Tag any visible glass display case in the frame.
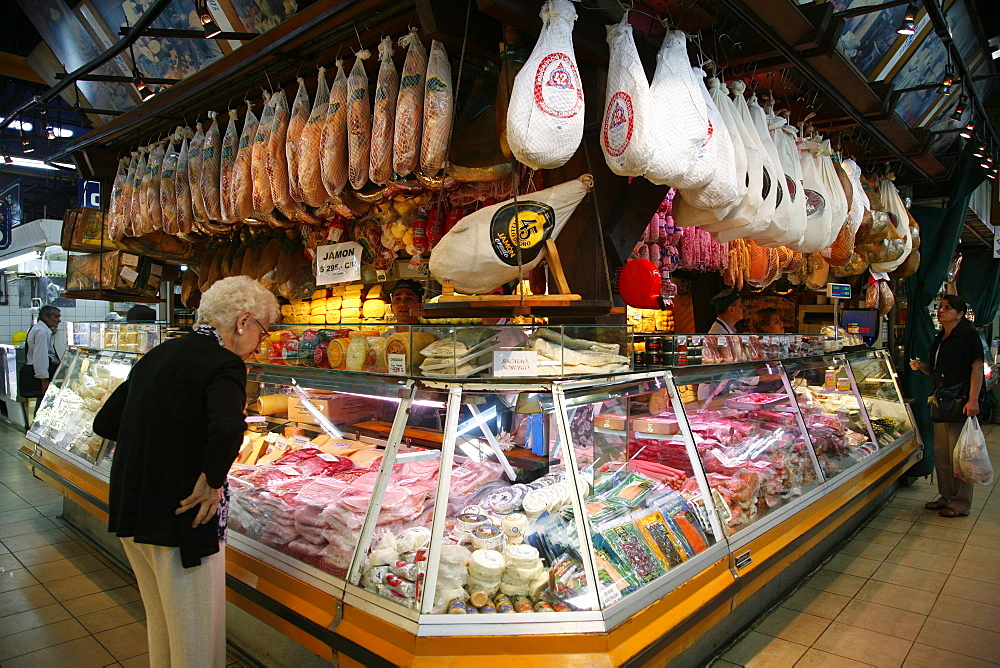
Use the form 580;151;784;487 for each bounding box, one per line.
67;321;164;354
24;323;917;637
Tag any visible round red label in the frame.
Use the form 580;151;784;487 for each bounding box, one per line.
603;92;634;157
533;53;583;119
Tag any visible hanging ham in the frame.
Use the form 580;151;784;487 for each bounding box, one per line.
420;40;453;175
108;156;130;240
201;112;222;223
286;78;310;203
321;60;350;197
188;123;209;226
268;89;318;225
507;0;585;170
393;29;426;177
130;149;149;235
298;67;329;207
219;110;239;225
346;50;372;191
232;105;259;222
370;38;398;185
871;176;913;273
769;112;808;251
601;14;651;177
677;69;739;211
174;131;194;236
251;92;277;219
746;95;796;246
159;134;179;235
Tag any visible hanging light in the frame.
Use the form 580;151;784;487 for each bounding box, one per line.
974;143;986;158
960;120;975;139
942;63;954;88
981;157;991;169
950;96;967;122
45;126;55;140
196;0;222;37
3;154;12;164
897;2;917;35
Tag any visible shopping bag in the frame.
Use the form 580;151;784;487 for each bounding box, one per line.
953;416;994;485
17;363;43;398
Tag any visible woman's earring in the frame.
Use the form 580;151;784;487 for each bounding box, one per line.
238;329;244;334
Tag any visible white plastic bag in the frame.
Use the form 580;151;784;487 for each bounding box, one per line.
645;30;710;187
677;68;737;209
507;0;584;170
601;14;651;177
872;177;913;273
954;416;994;485
747;95;795;246
770;113;808;249
796;139;834;252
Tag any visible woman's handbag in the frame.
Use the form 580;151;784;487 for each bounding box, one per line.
928;381;970;423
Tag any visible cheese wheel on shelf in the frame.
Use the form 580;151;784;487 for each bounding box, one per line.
366;284;383;299
342;297;363;309
255;394;289;415
346;336;368;371
327;338;350;369
362;299;386;318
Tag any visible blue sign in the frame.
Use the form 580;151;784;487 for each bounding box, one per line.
79;180;101;209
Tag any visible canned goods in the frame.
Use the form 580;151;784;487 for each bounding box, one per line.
447;599;468;614
493;594;514;613
512;595;533;613
469;588;489;608
480;604;497;614
634;351;648;368
534;601;555;612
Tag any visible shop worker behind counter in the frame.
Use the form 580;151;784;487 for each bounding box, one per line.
708;288;744;334
389;278;425;325
93;276;279;668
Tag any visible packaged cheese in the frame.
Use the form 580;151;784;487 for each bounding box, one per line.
365;336;389;373
326;338;350;369
386;332;438;371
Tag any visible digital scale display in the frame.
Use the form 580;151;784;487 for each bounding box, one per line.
826;283;851;299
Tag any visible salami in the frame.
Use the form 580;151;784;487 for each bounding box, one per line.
645;30;710;187
370;38;398;185
232;106;259;222
188;123;209;225
174;131;194;236
346;50;372;191
219;110;239;225
159;134;179;234
286;78;310;203
507;0;584;170
298;67;329;207
201;112;222;223
420;40;453;175
393;29;426;177
321;60;350;197
601;14;651;177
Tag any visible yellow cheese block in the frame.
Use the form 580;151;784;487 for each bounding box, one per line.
342;297;363;310
362;299;386;318
366;284;383;299
310;314;326;324
341;307;361;320
280;305;294;317
311;288;328;300
311;298;328;314
325;311;341;324
290;298;305;305
330;285;346;296
326;296;342;309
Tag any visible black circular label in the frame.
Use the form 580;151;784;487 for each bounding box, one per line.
785;175;797;202
805;189;826;217
489;201;556;266
761;167;772;200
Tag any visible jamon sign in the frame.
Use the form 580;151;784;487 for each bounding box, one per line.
315;241;362;285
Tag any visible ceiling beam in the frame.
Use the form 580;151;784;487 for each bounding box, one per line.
0;52;45;84
116;27;259;41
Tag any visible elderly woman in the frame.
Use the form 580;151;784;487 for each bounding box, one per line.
94;277;279;668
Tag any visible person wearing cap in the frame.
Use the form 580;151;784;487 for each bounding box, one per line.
708;288;743;334
389;279;424;326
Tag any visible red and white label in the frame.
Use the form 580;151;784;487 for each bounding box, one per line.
602;92;634;157
532;53;583;119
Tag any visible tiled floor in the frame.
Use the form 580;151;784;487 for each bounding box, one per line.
0;425;253;667
716;423;1000;668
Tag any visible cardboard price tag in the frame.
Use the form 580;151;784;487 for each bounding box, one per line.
315;242;363;286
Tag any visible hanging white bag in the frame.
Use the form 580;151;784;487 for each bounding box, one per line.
507;0;585;170
601;14;651;177
954;416;994;485
705;81;775;242
429;175;593;294
746;95;796;246
769;113;808;249
817;140;849;250
871;176;913;273
676;69;739;210
645;30;711;187
796;138;834;252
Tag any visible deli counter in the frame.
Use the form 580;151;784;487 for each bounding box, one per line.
18;323;920;666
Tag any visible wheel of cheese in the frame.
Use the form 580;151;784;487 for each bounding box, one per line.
326;338;350;369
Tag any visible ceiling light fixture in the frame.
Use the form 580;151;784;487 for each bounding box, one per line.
196;0;223;38
960;121;975;139
974;143;986;158
897;2;917;35
2;155;12;164
46;127;55;140
949;96;967;122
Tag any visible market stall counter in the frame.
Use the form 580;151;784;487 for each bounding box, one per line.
19;324;920;666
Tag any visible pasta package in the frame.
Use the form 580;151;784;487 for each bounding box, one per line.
506;0;584;170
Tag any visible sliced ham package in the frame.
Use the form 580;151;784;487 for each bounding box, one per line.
507;0;585;170
601;15;651;177
645;30;710;188
430;175;593;293
677;69;739;210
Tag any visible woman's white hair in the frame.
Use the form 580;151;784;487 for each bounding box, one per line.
196;276;280;330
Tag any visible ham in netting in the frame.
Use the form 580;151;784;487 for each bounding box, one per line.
601;14;651;177
347;50;372;191
144;140;164;233
430;175;593;294
393;29;426;177
174;131;194;236
219;110;239;225
370;38;398;185
420;40;453;175
233;105;259;221
251;92;277;218
268;89;318;225
298;67;329;207
159;134;179;234
321;60;350;197
286;78;310;203
108;156;130;240
120;152;139;237
188;123;209;225
507;0;584;170
131;149;149;235
201;112;222;223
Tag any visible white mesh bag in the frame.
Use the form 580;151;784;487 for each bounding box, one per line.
644;30;710;187
872;176;913;272
676;69;739;210
601;15;651;177
746;95;796;246
796;139;834;252
507;0;584;170
769;113;808;249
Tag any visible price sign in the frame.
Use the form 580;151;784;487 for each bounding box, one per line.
493;350;538;377
388;353;407;375
315;242;362;286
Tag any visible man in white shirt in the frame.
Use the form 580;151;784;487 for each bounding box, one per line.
707;288;743;334
27;305;61;393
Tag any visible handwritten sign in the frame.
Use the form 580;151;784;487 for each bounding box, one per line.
315;242;362;285
388;353;407;375
493;350;538;377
